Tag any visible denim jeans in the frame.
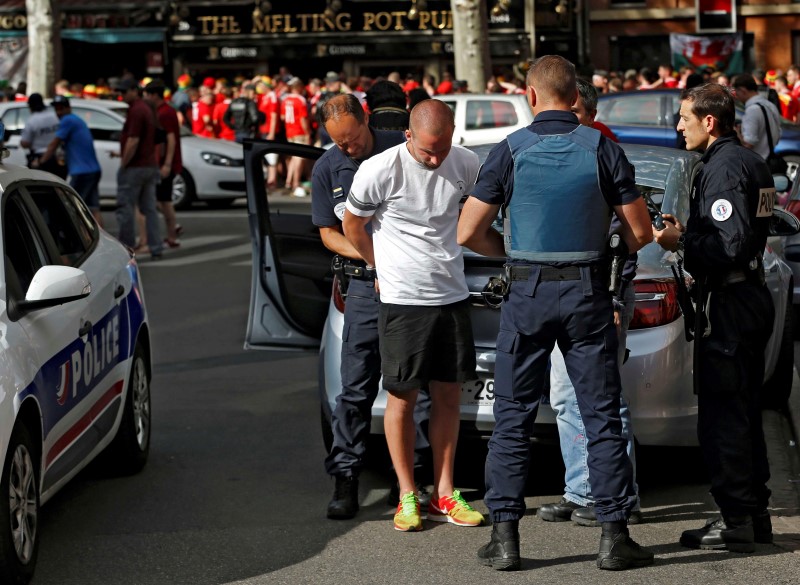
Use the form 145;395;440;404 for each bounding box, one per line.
549;285;639;509
116;166;162;255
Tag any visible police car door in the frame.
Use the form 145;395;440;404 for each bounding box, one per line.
15;180;127;494
243;140;332;349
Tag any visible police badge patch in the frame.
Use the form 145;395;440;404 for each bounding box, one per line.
334;201;347;220
711;199;733;222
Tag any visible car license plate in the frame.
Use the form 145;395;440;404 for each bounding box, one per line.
462;378;494;406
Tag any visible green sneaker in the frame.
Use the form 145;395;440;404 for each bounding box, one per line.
394;491;423;532
429;489;484;526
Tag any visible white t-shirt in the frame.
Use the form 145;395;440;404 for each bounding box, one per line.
346;142;479;306
20;111;61;154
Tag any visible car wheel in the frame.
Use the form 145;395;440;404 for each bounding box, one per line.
172;169;196;210
106;342;151;474
762;295;793;411
784;154;800;184
0;424;39;585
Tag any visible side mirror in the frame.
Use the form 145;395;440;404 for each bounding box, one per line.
773;174;791;192
769;208;800;237
20;265;91;311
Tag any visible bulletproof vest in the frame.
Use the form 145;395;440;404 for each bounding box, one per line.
504;125;611;262
227;98;253;131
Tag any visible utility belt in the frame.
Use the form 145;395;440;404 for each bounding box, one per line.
331;255;376;298
505;263;606;282
705;264;765;291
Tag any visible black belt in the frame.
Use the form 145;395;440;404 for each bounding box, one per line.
343;262;376;280
507;264;603;281
710;268;764;289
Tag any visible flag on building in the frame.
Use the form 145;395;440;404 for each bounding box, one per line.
670;33;743;74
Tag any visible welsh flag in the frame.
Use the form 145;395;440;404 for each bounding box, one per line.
670;32;744;75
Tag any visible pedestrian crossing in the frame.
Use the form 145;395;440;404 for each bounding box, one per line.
138;235;253;268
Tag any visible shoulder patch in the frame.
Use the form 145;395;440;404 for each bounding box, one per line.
334;202;347;220
711;199;733;222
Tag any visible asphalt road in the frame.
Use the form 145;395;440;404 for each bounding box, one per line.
29;199;800;584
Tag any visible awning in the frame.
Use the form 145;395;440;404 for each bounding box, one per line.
61;27;165;43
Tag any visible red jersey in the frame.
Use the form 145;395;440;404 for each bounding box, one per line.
192;100;215;137
281;94;309;139
778;92;799;123
212;100;236;141
259;92;280;137
593;121;619;142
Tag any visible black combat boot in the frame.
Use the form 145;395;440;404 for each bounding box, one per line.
597;521;654;570
679;515;755;553
477;520;521;571
571;503;643;527
326;476;359;520
752;510;773;544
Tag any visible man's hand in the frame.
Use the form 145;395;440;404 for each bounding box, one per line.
652;213;685;252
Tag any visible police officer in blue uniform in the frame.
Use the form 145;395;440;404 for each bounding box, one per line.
654;83;775;552
457;56;654;571
312;94;430;519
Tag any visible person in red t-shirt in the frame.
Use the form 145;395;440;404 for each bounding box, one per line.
775;76;799;124
281;77;310;197
213;86;236;141
192;86;215;137
572;78;619;142
257;79;280;140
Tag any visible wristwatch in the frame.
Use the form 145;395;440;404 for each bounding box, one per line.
676;233;685;252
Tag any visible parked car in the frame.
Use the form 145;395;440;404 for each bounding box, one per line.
0;98;245;209
242;140;794;451
780;176;800;308
0;142;152;584
434;93;532;146
595;89;800;179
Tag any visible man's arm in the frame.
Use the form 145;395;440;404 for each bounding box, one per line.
36;136;62;165
342;211;375;267
319;225;362;259
161;131;176;178
613;198;653;253
120;136;140;168
457;197;505;257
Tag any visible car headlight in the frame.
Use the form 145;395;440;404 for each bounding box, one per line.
201;152;244;167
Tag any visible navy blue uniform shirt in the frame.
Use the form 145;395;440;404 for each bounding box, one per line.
471;111;640;209
311;128;405;228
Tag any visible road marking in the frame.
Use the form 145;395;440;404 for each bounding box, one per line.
142;243;252;267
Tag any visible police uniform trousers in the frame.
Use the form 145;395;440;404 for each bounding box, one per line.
697;281;774;516
485;265;637;523
324;278;431;478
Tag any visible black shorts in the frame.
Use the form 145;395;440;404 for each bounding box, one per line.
378;298;477;392
156;172;175;203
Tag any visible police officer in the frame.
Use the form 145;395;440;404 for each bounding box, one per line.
312;94;430;519
653;83;775;553
457;55;654;571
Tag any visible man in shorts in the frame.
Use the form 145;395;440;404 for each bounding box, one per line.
38;95;103;226
342;99;484;532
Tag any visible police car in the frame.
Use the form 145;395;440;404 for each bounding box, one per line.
242;140;793;451
0;131;151;584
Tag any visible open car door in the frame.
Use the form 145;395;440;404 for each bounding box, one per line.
243;140;333;349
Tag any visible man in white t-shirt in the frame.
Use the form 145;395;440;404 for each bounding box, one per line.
343;99;484;532
21;93;67;179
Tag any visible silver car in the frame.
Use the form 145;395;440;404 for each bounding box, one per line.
243;141;794;448
0;98;245;209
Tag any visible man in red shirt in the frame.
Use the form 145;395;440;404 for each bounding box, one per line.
573;78;619;142
213;86;236;141
192;86;215;137
257;78;279;140
281;77;311;197
113;78;163;259
144;81;183;247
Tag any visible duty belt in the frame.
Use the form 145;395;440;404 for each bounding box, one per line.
506;264;604;282
342;261;376;281
710;266;765;289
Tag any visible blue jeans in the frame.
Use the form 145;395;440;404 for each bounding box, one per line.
549;285;639;509
116;166;162;255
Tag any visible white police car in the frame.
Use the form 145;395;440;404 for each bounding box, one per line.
0;126;152;585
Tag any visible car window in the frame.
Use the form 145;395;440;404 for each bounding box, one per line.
3;194;46;295
439;100;456;115
71;107;122;141
1;106;29;135
465;100;518;130
27;185;93;266
602;95;662;126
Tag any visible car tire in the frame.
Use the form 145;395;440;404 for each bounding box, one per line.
105;342;151;474
172;169;196;210
0;424;39;585
762;294;793;411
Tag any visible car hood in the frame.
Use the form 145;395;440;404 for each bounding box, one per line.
180;135;244;156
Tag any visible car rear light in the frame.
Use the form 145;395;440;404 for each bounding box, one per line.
629;279;681;329
785;198;800;222
332;275;345;313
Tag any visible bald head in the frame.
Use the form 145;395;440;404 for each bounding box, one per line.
409;98;455;138
526;55;577;109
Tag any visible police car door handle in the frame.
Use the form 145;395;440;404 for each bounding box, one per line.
114;284;125;299
79;321;92;337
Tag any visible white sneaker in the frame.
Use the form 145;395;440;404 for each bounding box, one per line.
293;187;308;197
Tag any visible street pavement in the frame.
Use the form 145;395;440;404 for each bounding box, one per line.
27;200;800;584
